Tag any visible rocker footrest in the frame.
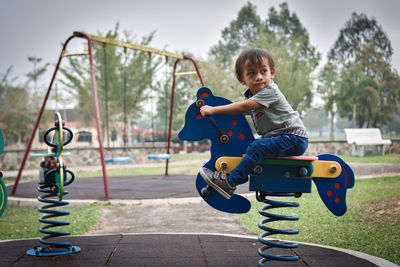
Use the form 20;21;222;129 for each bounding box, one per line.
248;162;313;193
249;175;312;193
216;157;341;179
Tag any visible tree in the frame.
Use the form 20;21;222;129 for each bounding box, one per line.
317;63;338;140
265;2;319;64
0;67;33;145
336;68;380;128
26;57;49;95
357;45;400;127
207;2;320;114
328;12;392;68
209;2;261;68
327;12;400;129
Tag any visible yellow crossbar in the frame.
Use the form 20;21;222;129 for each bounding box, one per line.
62;51;89;57
74;32;185;60
174;71;197;76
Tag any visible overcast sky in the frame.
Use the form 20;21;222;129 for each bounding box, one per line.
1;0;399;85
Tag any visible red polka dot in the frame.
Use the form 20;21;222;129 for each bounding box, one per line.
335;196;341;203
195;114;202;119
239;133;245;140
327;190;333;196
335;182;341;189
231;119;237;125
227;130;234;136
200;91;210;98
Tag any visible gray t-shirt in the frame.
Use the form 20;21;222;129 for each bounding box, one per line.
244;80;307;138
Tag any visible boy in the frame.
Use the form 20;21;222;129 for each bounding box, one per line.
199;48;308;199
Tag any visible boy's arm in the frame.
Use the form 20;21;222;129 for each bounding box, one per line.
200;99;261;117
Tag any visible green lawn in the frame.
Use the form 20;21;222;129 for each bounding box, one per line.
339;153;400;164
0;202;101;240
238;176;400;265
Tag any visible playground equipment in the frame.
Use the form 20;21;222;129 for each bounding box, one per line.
0;128;7;216
179;87;355;265
147;154;172;160
12;32;204;198
27;112;80;257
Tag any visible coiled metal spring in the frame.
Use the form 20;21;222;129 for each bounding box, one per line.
256;191;300;266
27;169;80;256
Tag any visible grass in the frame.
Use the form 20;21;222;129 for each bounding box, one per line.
238;176;400;265
339;153;400;164
0;202;102;240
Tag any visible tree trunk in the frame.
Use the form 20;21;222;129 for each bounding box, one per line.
352;100;357;128
329;110;335;141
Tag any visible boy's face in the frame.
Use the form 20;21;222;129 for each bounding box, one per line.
238;57;275;93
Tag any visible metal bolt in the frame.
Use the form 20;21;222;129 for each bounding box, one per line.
299;167;308;176
220;162;227;170
220;135;229;144
196;99;205;108
253;165;263;174
330;165;338;173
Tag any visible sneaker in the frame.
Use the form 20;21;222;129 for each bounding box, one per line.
199;167;236;199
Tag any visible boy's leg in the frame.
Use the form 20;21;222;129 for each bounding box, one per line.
228;135;308;186
200;134;307;199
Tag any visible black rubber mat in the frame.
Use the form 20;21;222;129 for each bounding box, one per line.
0;234;379;267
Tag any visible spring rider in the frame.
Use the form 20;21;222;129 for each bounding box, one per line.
179;87;355;265
0;128;7;217
27;112;80;256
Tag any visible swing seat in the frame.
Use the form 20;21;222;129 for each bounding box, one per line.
105;157;132;163
147;154;172;160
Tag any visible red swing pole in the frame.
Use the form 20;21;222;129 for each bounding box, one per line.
165;56;204;176
74;32;109;198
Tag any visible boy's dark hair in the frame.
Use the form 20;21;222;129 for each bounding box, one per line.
235;48;275;80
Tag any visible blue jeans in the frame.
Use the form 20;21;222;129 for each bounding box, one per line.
228;134;308;186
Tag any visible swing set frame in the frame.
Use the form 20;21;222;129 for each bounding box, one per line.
11;31;204;198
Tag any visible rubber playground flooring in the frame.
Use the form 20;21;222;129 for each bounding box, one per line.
0;234;382;266
9;174;237;200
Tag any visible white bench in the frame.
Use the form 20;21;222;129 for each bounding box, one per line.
344;128;391;156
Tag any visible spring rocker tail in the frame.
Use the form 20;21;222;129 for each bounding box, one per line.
178;87;355;264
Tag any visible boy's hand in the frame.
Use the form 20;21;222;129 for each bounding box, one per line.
200;105;214;117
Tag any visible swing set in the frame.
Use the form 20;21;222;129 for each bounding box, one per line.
11;31;204;198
